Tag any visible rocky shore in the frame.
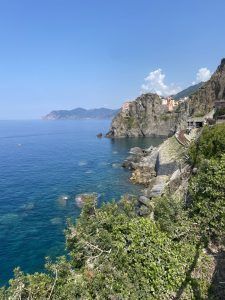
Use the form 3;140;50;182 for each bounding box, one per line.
122;136;192;216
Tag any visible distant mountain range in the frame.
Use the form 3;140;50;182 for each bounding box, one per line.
43;107;120;120
173;82;204;100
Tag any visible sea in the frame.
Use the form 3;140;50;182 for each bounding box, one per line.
0;120;164;285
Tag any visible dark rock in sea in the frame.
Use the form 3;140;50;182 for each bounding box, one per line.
97;133;103;138
105;130;114;138
122;155;141;169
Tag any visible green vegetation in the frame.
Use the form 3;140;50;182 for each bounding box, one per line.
1;123;225;299
125;115;136;129
189;155;225;243
214;108;225;118
189;124;225;165
194;112;205;117
188;124;225;243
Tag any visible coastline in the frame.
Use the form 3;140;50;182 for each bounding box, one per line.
121;134;191;215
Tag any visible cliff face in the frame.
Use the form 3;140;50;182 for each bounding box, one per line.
189;58;225;116
107;93;177;137
107;59;225;137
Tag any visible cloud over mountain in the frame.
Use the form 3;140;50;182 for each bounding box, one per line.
141;69;181;96
192;67;212;84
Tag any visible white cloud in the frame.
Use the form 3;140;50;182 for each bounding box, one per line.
141;69;181;96
192;67;212;84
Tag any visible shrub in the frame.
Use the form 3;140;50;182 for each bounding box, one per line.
189;155;225;242
189;124;225;165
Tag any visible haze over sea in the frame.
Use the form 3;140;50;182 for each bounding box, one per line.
0;120;163;285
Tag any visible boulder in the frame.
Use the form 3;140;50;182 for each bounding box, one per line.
130;148;159;185
122;155;142;169
129;147;144;156
138;196;151;206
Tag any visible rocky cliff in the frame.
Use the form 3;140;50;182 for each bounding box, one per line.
107;93;177;137
107;59;225;137
189;58;225;116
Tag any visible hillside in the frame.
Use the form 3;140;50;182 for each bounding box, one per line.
189;58;225;115
173;82;204;100
43;107;119;120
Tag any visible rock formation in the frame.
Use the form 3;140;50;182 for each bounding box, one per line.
107;93;177;137
122;136;190;215
188;58;225;116
107;58;225;138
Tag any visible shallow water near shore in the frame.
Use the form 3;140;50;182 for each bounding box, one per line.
0;120;164;285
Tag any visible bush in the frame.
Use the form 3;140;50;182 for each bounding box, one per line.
66;197;196;299
189;124;225;166
153;196;196;242
189;155;225;242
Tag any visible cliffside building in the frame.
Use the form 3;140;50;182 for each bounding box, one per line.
161;97;177;112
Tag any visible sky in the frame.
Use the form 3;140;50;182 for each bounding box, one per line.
0;0;225;119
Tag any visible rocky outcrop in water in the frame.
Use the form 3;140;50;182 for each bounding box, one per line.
106;93;177;137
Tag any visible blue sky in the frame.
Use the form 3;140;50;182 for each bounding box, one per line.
0;0;225;119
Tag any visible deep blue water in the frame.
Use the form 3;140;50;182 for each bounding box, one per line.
0;120;164;285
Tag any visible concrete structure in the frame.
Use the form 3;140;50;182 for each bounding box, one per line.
187;117;205;128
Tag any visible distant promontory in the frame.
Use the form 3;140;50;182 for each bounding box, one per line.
43;107;119;120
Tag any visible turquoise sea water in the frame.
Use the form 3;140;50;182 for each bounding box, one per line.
0;120;164;285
